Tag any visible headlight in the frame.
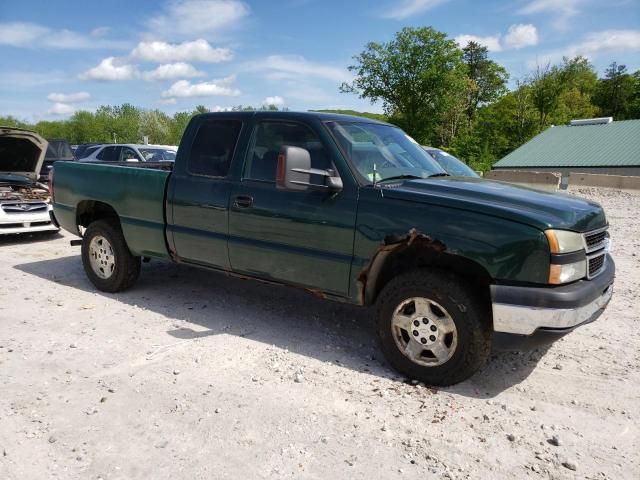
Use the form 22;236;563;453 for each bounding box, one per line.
544;229;584;253
545;229;586;284
549;261;587;284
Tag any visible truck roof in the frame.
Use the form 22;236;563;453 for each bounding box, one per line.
196;110;391;125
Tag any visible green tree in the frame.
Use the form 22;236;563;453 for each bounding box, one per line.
550;56;598;124
529;64;563;130
0;116;31;129
594;62;637;119
139;110;172;144
341;26;467;144
461;41;509;123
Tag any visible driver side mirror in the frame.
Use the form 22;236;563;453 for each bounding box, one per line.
276;145;343;192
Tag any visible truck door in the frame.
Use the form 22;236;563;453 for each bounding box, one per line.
166;117;244;269
227;118;358;296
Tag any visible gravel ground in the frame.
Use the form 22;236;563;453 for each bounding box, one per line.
1;187;638;480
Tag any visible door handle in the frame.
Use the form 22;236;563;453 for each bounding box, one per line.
233;195;254;208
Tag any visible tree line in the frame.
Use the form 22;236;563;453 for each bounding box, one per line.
1;27;638;169
341;27;640;170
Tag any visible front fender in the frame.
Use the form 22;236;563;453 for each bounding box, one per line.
350;189;549;302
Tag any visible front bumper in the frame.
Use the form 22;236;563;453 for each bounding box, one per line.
0;203;60;235
491;255;615;335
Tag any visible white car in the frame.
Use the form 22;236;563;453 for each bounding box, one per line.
80;144;177;163
0;127;59;235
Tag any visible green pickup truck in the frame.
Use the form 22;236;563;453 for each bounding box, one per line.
51;112;614;385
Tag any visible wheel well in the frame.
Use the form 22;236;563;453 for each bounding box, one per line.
362;235;493;309
76;201;120;231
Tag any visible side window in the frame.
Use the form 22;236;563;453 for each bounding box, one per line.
245;122;332;183
121;147;138;161
188;120;242;177
98;146;119;162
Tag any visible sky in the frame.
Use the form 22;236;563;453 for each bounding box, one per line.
0;0;639;121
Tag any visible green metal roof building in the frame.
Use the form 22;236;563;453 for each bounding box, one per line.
493;118;640;176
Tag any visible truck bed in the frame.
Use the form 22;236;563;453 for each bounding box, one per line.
53;161;171;259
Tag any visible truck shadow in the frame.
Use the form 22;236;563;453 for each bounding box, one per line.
15;255;551;398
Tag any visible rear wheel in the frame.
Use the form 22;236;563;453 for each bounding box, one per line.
376;269;491;386
81;219;141;292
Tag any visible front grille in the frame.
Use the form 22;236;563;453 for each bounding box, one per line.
584;228;607;253
588;253;606;279
1;202;48;214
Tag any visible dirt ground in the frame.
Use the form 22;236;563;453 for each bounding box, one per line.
1;187;638;480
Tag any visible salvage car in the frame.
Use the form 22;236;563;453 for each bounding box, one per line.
423;146;479;178
0;127;59;235
40;139;75;181
50;112;614;385
74;143;102;159
80;144;176;163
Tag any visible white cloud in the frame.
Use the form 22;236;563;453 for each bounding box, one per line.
161;75;241;99
565;30;640;57
503;24;538;49
0;21;127;49
212;105;233;112
91;26;111;37
454;34;502;52
381;0;449;19
0;70;66;87
141;63;204;81
159;98;177;105
48;103;76;116
250;55;350;83
519;0;581;16
79;57;137;81
47;92;91;103
518;0;583;29
0;22;48;46
263;95;285;107
131;39;232;63
148;0;250;36
455;24;539;52
526;30;640;69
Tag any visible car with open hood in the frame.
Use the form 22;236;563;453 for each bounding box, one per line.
0;127;59;235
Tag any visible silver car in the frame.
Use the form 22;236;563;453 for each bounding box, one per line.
80;144;177;163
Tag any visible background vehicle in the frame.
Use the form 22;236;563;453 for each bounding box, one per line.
0;127;59;235
74;143;101;159
40;139;75;181
422;146;478;177
80;144;177;163
51;112;614;386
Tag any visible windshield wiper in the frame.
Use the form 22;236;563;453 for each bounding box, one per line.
427;172;451;178
378;174;423;183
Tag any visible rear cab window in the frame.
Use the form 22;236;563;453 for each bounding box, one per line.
188;120;242;177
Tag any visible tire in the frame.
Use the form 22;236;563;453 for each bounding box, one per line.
81;219;141;293
376;269;491;386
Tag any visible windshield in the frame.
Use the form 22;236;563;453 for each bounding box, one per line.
45;140;74;160
425;149;478;177
326;121;446;183
139;148;176;161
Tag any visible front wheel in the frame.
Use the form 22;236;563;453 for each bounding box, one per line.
81;219;141;293
376;269;491;386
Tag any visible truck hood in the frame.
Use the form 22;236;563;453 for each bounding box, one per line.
381;176;607;232
0;127;48;182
